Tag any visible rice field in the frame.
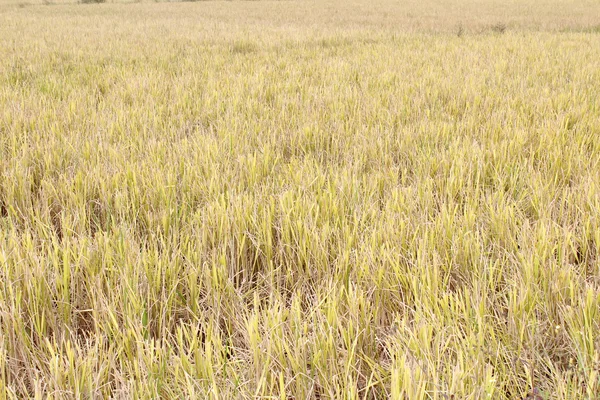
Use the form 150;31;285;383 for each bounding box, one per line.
1;0;600;398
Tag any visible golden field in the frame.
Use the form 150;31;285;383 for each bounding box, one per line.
1;0;600;398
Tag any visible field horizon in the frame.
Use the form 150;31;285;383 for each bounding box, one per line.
1;0;600;398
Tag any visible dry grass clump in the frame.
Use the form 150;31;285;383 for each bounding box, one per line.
1;0;600;398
